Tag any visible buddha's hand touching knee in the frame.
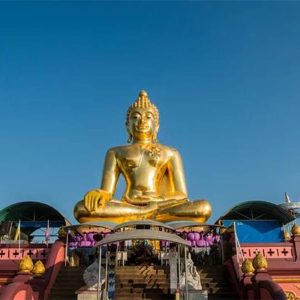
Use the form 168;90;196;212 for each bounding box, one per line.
84;189;112;212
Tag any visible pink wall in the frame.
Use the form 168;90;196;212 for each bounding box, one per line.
241;243;293;259
0;240;65;300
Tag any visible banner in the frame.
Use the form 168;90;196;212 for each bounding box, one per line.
14;220;20;241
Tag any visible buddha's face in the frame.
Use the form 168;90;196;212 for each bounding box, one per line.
128;108;157;141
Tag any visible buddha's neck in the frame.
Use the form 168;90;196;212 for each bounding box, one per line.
132;137;153;145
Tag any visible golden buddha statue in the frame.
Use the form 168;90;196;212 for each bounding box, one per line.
74;91;212;223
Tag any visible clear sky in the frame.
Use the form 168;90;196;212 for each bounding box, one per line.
1;2;300;224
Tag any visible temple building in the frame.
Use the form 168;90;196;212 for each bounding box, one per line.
0;91;298;300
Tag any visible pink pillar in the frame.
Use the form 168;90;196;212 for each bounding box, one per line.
292;235;300;261
242;274;255;300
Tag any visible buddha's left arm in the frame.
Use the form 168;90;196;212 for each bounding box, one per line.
166;150;188;200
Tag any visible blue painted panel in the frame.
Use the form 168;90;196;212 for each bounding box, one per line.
223;220;283;243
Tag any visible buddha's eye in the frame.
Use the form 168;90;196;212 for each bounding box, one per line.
146;113;154;119
132;113;140;120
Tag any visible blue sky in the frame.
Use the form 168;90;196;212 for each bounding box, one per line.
0;2;300;224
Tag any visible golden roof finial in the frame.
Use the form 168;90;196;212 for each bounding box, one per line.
139;90;148;99
32;260;46;277
18;255;34;273
241;259;255;275
252;252;268;271
283;230;291;241
292;224;300;235
58;227;67;239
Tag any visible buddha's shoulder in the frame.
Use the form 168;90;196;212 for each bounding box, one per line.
156;144;181;156
106;145;131;154
105;144;181;156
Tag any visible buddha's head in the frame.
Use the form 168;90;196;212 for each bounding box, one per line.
126;90;159;143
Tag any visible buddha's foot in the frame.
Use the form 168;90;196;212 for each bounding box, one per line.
154;199;212;223
74;199;211;224
74;199;158;223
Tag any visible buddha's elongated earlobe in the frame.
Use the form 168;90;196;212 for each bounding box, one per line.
152;130;158;143
127;134;133;143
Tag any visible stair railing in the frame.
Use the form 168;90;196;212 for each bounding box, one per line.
233;222;244;266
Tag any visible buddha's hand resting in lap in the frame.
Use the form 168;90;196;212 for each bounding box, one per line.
84;189;112;212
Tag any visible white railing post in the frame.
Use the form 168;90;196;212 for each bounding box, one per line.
233;222;244;266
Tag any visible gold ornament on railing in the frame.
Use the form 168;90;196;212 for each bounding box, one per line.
18;255;34;273
32;260;46;277
283;230;291;241
241;259;255;275
58;227;67;239
220;227;226;234
252;252;268;271
291;224;300;236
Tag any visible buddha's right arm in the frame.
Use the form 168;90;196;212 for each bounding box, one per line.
100;149;120;194
84;149;120;212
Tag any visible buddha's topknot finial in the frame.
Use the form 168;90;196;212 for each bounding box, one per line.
139;90;148;98
130;90;156;111
126;91;160;141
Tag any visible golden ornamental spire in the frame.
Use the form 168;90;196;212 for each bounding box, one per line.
32;260;46;277
18;255;34;273
241;259;255;275
292;223;300;235
132;90;152;109
252;252;268;271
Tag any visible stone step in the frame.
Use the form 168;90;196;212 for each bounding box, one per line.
117;278;169;283
116;271;168;276
114;293;174;299
48;266;86;299
115;287;170;293
114;265;171;300
48;292;77;300
114;264;238;299
114;296;173;300
116;282;169;288
116;272;168;277
116;276;169;281
48;297;77;300
208;294;238;299
51;287;83;292
51;276;83;285
57;266;86;272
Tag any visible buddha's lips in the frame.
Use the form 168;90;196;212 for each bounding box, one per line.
135;126;150;132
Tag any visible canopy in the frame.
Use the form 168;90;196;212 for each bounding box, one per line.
95;229;190;247
114;220;174;231
218;200;295;225
0;201;69;235
167;221;224;230
62;221;116;231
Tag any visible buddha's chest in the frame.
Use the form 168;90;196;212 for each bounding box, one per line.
117;146;167;173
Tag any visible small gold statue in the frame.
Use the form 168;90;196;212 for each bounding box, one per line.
74;91;212;223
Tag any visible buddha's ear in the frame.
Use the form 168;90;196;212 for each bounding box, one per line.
153;126;159;143
127;134;133;143
126;124;133;143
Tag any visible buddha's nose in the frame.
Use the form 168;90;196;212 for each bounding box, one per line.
140;116;147;125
